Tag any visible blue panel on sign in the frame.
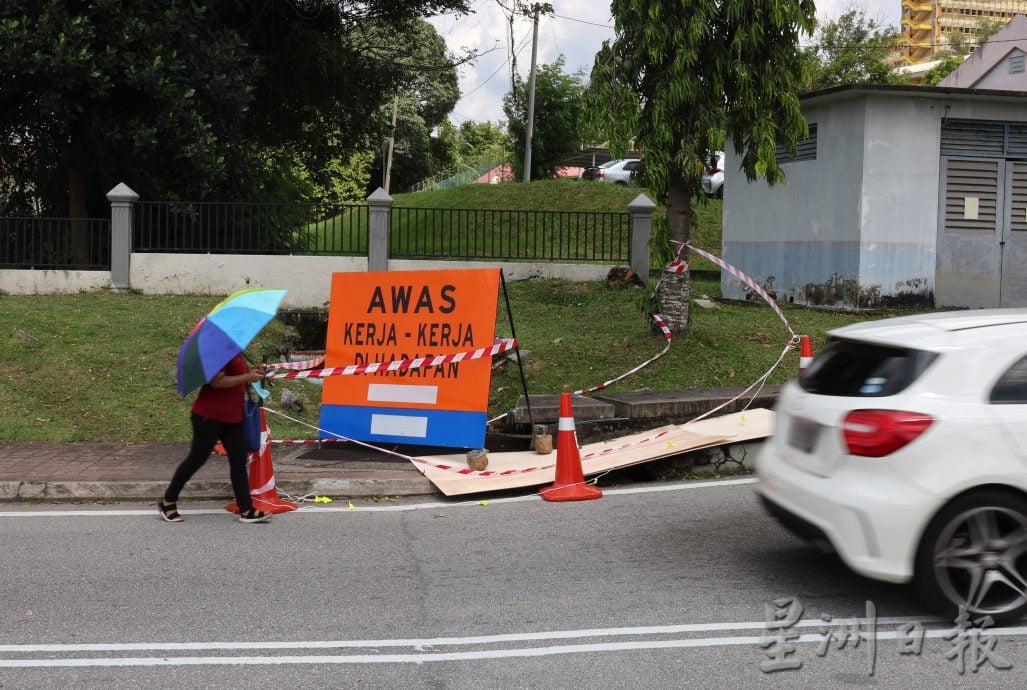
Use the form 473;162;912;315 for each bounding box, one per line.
319;404;487;449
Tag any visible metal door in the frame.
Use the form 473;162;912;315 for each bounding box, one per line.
1001;161;1027;306
937;157;1003;308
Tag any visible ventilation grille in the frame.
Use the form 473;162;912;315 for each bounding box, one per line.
941;120;1006;157
944;158;998;232
775;124;817;164
1012;163;1027;233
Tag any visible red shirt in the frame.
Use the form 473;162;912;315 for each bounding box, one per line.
192;354;248;422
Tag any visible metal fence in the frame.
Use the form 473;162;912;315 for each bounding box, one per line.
1;199;645;270
0;217;111;269
389;207;631;262
132;201;368;255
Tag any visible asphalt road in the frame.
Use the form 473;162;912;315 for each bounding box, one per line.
2;478;1025;688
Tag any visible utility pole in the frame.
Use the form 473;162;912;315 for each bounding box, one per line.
522;3;540;183
383;94;399;193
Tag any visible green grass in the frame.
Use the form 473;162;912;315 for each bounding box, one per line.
306;179;723;270
0;281;928;443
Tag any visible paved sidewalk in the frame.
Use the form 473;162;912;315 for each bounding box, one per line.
0;386;779;503
0;441;434;502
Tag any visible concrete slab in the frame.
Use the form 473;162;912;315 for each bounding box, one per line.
593;385;781;420
510;394;616;425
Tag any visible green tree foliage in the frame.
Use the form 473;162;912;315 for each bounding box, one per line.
801;7;901;90
366;20;461;193
503;56;587;180
923;54;966;86
0;1;257;217
585;0;816;332
0;0;469;222
457;120;510;165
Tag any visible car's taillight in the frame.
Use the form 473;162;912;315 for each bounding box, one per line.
706;166;721;174
597;170;605;178
841;410;933;458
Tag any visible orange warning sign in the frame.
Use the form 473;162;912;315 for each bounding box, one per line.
322;268;500;414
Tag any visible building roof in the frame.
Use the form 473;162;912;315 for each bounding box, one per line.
939;14;1027;89
798;82;1027;107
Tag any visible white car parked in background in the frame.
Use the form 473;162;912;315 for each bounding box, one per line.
597;158;641;185
758;309;1027;621
701;151;724;197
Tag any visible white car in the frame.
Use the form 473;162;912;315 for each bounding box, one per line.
597;158;641;185
758;309;1027;621
701;151;724;197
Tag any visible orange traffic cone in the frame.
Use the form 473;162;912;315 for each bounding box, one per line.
226;408;298;515
540;392;602;502
798;335;814;375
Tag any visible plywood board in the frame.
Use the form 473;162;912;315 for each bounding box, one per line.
414;408;775;497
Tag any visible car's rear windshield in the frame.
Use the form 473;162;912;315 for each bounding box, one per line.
798;338;938;397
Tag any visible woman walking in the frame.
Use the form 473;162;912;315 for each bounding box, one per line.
160;354;271;523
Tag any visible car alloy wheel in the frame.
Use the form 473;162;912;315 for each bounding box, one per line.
917;492;1027;621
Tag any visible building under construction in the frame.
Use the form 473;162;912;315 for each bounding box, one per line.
899;0;1027;63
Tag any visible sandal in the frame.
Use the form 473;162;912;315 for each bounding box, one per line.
238;508;271;523
158;501;183;522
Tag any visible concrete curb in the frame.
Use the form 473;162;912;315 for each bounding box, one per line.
0;476;438;502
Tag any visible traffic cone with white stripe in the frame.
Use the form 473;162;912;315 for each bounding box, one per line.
798;335;814;375
540;392;602;502
226;408;298;515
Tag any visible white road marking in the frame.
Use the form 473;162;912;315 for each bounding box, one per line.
1;620;1023;669
0;616;944;653
0;477;759;518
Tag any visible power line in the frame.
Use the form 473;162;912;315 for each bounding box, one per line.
462;31;531;97
554;12;607;29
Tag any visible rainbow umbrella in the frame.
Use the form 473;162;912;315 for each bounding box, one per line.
176;288;287;396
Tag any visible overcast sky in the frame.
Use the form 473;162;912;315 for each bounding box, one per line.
429;0;903;125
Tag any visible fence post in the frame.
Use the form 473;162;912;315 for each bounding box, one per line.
366;187;393;272
107;182;139;291
628;193;656;282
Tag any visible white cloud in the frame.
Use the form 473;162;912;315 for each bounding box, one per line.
432;0;901;125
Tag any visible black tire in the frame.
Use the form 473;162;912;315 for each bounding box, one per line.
914;490;1027;622
715;186;723;199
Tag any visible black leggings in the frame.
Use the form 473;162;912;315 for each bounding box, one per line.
164;412;252;512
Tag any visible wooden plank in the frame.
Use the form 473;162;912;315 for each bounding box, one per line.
414;408;775;497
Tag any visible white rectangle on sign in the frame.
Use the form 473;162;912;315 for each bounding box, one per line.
964;196;979;220
367;384;439;405
370;414;428;438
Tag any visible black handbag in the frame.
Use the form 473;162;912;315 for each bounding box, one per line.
243;391;263;452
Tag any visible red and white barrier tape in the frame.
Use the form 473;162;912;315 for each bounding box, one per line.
268;357;325;371
683;241;795;339
571;313;672;396
265;406;684;477
266;338;517;380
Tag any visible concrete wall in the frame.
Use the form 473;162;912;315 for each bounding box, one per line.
723;88;1027;310
0;269;113;295
125;253;611;307
858;95;941;306
721;95;865;306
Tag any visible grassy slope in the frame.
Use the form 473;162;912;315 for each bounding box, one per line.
392;180;723;270
0;180;906;443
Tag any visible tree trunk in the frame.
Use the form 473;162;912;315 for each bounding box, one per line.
66;117;90;267
659;166;693;333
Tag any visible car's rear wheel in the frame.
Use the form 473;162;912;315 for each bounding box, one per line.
914;491;1027;622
